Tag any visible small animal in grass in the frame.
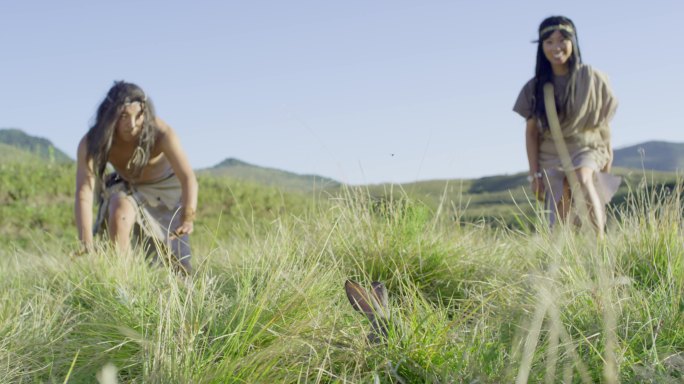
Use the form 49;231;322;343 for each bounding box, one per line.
344;280;390;344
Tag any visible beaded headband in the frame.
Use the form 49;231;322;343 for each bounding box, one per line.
539;24;574;37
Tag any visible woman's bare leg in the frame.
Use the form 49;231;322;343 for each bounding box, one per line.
556;178;572;224
575;167;605;235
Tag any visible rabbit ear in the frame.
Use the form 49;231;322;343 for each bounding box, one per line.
345;280;375;315
371;282;388;310
347;280;390;343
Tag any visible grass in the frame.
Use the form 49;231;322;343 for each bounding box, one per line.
0;161;682;382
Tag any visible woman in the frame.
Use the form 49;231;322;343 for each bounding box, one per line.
513;16;618;233
75;81;198;274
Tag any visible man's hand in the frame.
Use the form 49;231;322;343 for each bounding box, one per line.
172;221;194;239
173;206;195;238
71;243;94;258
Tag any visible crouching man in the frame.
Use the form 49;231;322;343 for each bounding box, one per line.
75;81;198;275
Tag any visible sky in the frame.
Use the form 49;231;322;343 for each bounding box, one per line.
1;1;683;185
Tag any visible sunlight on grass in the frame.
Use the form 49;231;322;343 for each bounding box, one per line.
0;178;683;382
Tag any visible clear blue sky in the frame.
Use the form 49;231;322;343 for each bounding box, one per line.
2;1;682;184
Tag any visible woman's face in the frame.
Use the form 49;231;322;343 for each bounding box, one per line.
543;30;573;72
116;101;144;142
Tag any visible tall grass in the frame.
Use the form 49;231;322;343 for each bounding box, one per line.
1;181;683;382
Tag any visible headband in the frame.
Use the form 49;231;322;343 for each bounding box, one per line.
105;93;147;105
124;96;146;106
539;24;574;37
105;82;147;104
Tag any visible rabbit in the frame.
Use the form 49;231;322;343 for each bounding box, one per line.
345;279;390;344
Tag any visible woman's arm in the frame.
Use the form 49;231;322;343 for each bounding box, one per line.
156;118;198;236
75;136;96;250
600;126;613;172
525;118;544;199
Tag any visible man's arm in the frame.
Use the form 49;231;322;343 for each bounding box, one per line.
156;118;198;236
75;136;96;250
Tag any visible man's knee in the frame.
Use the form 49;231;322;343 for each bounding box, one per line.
108;194;136;232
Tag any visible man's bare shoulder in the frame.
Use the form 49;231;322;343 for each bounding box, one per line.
155;117;173;132
154;117;180;142
78;134;89;146
77;134;90;158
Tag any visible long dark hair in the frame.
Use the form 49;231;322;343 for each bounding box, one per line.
86;81;157;184
533;16;582;127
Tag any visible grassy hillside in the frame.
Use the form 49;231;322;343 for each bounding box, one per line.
3;127;683;195
1;141;682;382
1;150;683;382
0;142;43;163
0;158;318;251
0;159;75;250
0;128;72;163
1;172;682;382
201;158;341;193
2;148;680;250
360;167;680;229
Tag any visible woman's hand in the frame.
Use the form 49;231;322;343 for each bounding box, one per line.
601;156;612;173
532;177;545;201
601;144;613;173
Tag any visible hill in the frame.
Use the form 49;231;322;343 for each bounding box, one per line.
200;141;684;196
201;158;342;192
0;142;44;163
362;165;679;228
1;160;682;382
0;128;72;163
612;141;684;172
354;141;684;226
1;128;682;224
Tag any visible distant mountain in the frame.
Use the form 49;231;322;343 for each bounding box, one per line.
461;141;684;195
0;128;72;163
2;127;681;195
202;141;684;194
201;158;342;192
613;141;684;172
460;141;684;196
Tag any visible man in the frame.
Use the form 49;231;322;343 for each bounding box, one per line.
75;81;198;274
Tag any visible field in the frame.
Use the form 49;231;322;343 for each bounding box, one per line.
1;160;683;383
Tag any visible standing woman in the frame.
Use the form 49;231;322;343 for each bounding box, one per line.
513;16;618;233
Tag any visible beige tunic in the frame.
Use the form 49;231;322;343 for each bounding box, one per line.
513;64;617;171
514;64;619;225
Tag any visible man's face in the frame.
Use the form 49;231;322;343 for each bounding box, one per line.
116;102;144;142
